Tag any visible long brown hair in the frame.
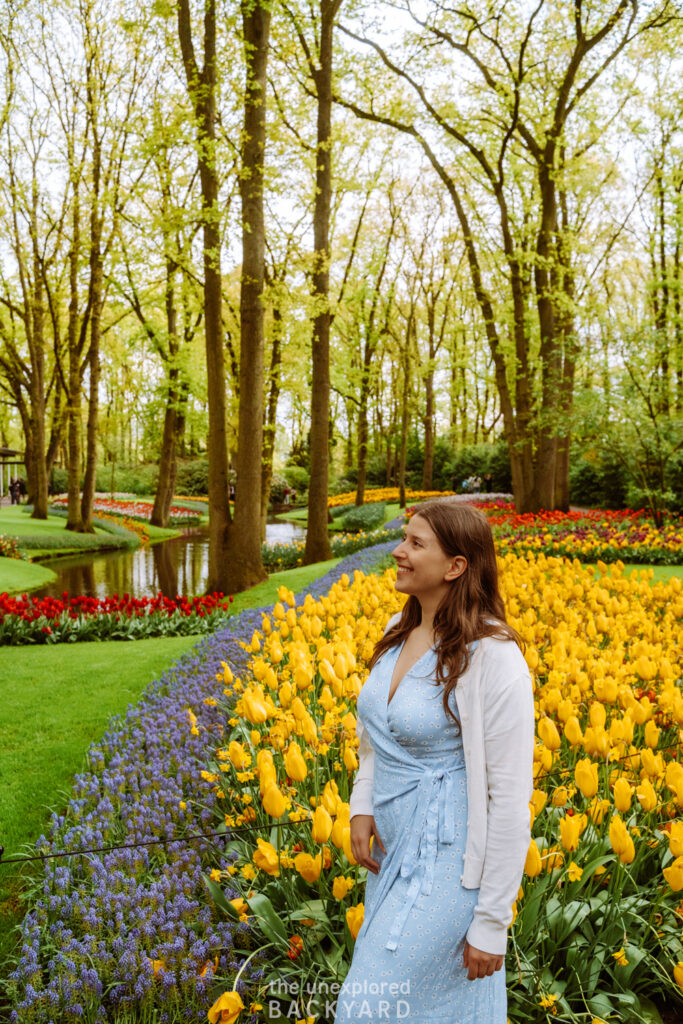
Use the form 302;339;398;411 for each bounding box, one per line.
369;499;522;726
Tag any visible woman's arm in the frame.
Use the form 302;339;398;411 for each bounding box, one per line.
466;661;535;956
349;715;375;819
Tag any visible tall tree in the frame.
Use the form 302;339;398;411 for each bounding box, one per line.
177;0;232;590
340;0;676;512
281;0;344;562
225;0;271;589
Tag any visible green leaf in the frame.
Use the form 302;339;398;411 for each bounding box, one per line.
588;993;616;1018
290;899;329;924
247;892;288;946
203;874;239;919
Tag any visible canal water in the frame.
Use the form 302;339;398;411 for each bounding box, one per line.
32;520;306;599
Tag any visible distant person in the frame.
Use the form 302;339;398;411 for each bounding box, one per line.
484;473;493;493
291;489;297;505
284;486;291;506
9;478;20;505
18;477;26;501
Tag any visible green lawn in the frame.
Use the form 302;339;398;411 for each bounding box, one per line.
0;557;57;594
590;563;682;584
0;506;91;537
226;557;342;615
0;636;202;862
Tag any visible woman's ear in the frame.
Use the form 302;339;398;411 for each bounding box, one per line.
444;555;467;581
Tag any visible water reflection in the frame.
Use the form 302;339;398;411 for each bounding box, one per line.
33;519;306;599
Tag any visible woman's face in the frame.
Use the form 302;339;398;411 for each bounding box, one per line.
392;514;465;601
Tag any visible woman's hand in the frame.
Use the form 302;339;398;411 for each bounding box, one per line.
350;814;386;874
462;940;504;981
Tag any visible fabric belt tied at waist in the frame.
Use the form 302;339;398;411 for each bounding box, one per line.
368;763;464;952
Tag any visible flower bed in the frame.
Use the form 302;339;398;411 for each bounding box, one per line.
0;591;234;644
198;560;683;1023
0;535;26;560
262;527;403;572
50;495;202;527
328;487;458;507
490;508;683;565
9;545;683;1024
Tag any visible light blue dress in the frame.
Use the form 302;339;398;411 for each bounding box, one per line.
334;642;507;1024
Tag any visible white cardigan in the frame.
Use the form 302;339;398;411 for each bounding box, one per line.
349;619;535;955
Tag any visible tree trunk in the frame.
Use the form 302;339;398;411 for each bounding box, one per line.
177;0;232;592
355;357;371;506
305;0;341;563
28;191;48;519
151;262;183;528
225;0;271;590
261;301;282;541
66;186;84;531
80;230;103;533
421;368;434;490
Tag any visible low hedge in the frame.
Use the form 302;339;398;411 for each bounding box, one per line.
340;502;386;532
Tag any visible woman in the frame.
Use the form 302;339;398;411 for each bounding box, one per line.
334;500;534;1024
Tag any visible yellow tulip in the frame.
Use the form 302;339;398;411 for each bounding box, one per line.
668;821;683;857
294;665;313;690
560;814;582;852
332;875;355;900
524;839;542;877
531;789;548;816
608;815;635;864
321;779;340;815
346;902;365;940
674;962;683;990
575;759;599;799
613;777;633;813
294;852;322;883
644;719;660;748
229;897;248;915
663;855;683;892
538;717;561;751
228;741;251;770
589;702;606;729
341;825;357;865
343;745;359;771
253;838;280;876
242;690;269;724
262;783;289;818
208;990;245;1024
552;787;569;807
284;741;308;782
635;778;657;813
564;716;584;746
312;805;333;843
